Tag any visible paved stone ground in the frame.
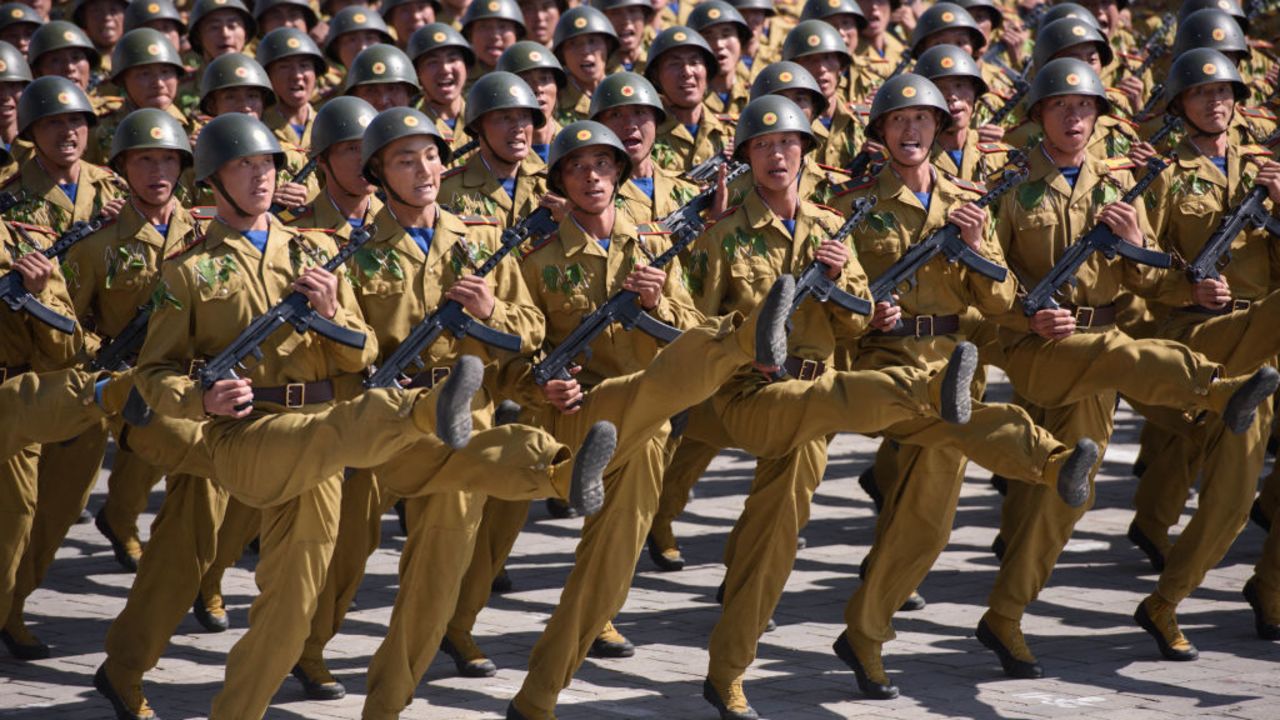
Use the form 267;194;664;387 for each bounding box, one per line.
3;372;1280;719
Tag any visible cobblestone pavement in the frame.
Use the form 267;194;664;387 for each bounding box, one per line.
3;374;1279;719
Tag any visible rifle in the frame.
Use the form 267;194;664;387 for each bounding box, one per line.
1118;13;1173;84
847;148;886;177
530;172;747;386
1020;156;1174;316
784;197;876;330
197;223;377;404
0;190;26;214
868;161;1025;324
450;138;479;165
986;74;1031;127
1135;82;1165;121
363;209;559;389
685;152;736;185
886;53;912;81
90;302;153;371
1;213;111;333
269;155;320;215
1186;185;1280;284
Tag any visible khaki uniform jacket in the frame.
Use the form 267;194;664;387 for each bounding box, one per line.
703;65;752;118
136;216;377;420
726;156;853;208
854;34;908;81
616;166;699;225
555;79;596;126
929;134;1015;185
281;191;384;242
652;110;733;176
993;146;1159;333
264;104;316;151
421;100;471;154
440;151;549;228
812;99;867;171
3;158;125;235
1004;113;1140;162
0;223;83;371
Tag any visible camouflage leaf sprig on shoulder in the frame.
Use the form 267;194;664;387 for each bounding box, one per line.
149;278;183;310
542;262;587;294
682;248;709;295
865;210;899;234
671;184;697;207
104;243;150;288
449;239;494;277
195;255;239;291
351;246;404;286
721;226;768;261
1092;182;1120;207
1017;179;1047;211
652;139;680;171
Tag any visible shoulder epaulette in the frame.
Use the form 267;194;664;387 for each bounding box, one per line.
441;165;466;179
277;204;313;224
521;232;557;257
1241;144;1274;157
716;113;737;124
6;221;56;236
945;174;986;195
636;223;669;235
190;206;217;220
298;226;337;234
816;162;853;177
1242;105;1278;121
977;142;1013;154
1108;114;1140;130
1250;39;1275;50
832;173;876;197
812;203;841;216
164;233;207;261
850;103;871;117
711;204;741;224
459;214;499;225
1103;156;1137;172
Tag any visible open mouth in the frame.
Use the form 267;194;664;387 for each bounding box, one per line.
579;58;598;75
582;185;606;201
897;138;922;153
621;135;642;151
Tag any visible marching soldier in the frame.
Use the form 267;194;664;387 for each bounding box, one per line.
550;5;618;124
341;43;421;110
644;25;734;174
517;0;562;49
459;0;526;82
853;0;908;81
409;22;474;153
798;0;874;105
496;39;567;163
254;0;320;36
380;0;439;51
912;43;1014;182
324;5;395;73
908;3;1016;108
781;19;866;169
1169;9;1280;131
727;0;787;73
69;0;128;80
28;21;122;116
0;2;42;54
87;30;190;167
186;0;256;67
0;40;32;179
258;27;326;149
687;0;752;117
597;0;652;74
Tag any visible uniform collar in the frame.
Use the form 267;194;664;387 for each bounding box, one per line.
372;203;466;267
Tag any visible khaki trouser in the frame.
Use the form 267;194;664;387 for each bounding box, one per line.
199;497;261;608
442;497;529;657
0;443;39;629
650;436;721;552
101;433;166;557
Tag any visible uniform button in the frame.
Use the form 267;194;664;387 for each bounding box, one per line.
562;302;571;310
534;463;546;471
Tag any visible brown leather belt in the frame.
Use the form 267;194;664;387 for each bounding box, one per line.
1062;303;1117;329
252;379;335;408
405;366;451;389
0;364;31;383
873;313;961;338
782;356;827;381
1177;299;1252;316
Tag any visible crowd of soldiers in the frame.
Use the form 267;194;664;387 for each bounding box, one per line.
4;0;1280;717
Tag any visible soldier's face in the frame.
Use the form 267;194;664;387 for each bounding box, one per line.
656;48;708;109
479;107;534;162
198;10;248;59
745;131;803;191
268;56;319;110
1076;0;1117;36
122;148;182;206
969;7;997;37
215;153;277;214
935;76;976;131
1055;44;1104;75
559;146;619;214
597;103;657;163
390;2;435;45
880;107;938;166
795;52;843;101
0;23;37;53
739;9;768;38
561;33;609;86
260;5;310;34
417;48;467;104
83;0;127;48
144;20;185;52
856;0;889;37
211;86;267;118
469;18;519;68
0;82;27;130
778;88;817;121
35;48;92;90
827;14;861;54
336;30;384;68
122;63;180;109
605;6;647;54
522;68;559;118
351;81;412;111
701;25;742;80
30;112;89;168
380;134;442;206
921;29;974;57
323;138;375;195
1182;82;1236;135
1038;94;1098;154
521;0;560;47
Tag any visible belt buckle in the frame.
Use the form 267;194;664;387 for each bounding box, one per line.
284;382;306;408
1233;299;1252;312
1074;306;1095;328
798;358;820;381
431;366;451;387
914;315;934;337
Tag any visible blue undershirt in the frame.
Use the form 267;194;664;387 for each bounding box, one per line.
443;117;457;130
1059;166;1080;188
152;223;169;237
499;176;517;198
781;218;796;237
242;229;268;254
716;91;730;106
59;183;77;203
406;226;434;256
912;190;931;210
1210;156;1227;176
683;122;699;137
743;55;754;69
819;115;833;130
532;143;550;162
290;122;306;138
597;237;610;251
348;217;365;228
631;176;654;199
622;60;634;72
946;149;963;169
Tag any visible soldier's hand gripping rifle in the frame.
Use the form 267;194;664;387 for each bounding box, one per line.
1186;184;1280;284
1020;157;1173;316
868;160;1025;329
684;152;747;185
268;155;321;216
1;211;111;333
531;169;746;386
784;196;876;330
198;223;377;407
363;209;560;389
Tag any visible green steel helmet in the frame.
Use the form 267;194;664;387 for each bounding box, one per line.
726;0;776;16
588;71;666;123
1165;47;1249;108
28;21;100;69
643;25;719;84
17;75;96;138
590;0;654;18
342;43;421;96
463;70;545;135
193;111;284;182
912;43;989;95
0;3;42;34
867;73;953;142
908;3;985;55
187;0;257;56
1032;17;1114;70
1174;9;1249;58
798;0;866;29
408;22;476;67
546;119;631;195
256;27;328;76
551;5;617;56
360;105;450;183
379;0;445;22
780;19;851;67
109;29;185;83
0;40;33;84
70;0;128;27
1025;57;1111;117
688;1;753;44
732;94;815;160
497;40;567;88
310;95;377;158
461;0;527;40
253;0;320;30
955;0;1002;29
124;0;187;34
748;60;828;117
199;52;276;115
109;107;193;171
1036;3;1098;30
324;6;394;62
1180;0;1248;34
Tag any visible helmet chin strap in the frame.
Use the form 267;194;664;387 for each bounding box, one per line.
322;155;372;201
209;174;256;219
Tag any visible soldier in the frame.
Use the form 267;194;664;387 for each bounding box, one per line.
550;5;618;124
956;0;1029;72
781;20;865;169
596;0;651;74
1035;16;1145;118
0;3;43;54
0;40;32;178
644;26;733;174
324;5;394;71
69;0;128;74
121;0;199;116
341;43;421;111
726;0;786;72
258;27;326;149
798;0;873;104
381;0;439;50
27;21;119;117
496;39;567;162
912;43;1013;182
908;3;1014;106
853;0;907;81
518;0;562;48
978;58;1278;682
1173;9;1277;116
186;0;256;66
459;0;526;81
254;0;319;35
409;23;473;152
1176;0;1279;105
87;30;188;167
688;0;752;117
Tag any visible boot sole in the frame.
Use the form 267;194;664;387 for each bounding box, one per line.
570;422;615;516
941;342;978;424
1224;367;1280;434
437;355;484;448
756;275;795;368
1057;438;1098;508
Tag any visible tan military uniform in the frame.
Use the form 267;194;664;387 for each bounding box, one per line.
651;110;733;176
703;64;751;118
440;151;549;227
811;99;867;171
3;158;125;234
1004;113;1140;162
264;104;316;150
554;78;596;126
615;165;699;225
421;100;472;156
854;33;908;81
